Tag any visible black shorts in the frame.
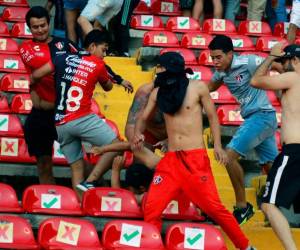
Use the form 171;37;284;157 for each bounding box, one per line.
262;144;300;213
23;108;57;158
179;0;194;9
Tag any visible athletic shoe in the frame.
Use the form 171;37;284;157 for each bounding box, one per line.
76;181;96;192
233;202;255;225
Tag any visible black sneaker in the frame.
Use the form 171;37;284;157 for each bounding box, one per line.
76;181;96;192
233;202;255;225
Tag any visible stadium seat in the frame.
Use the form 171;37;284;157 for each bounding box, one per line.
266;90;280;106
130;15;164;31
165;222;226;250
0;114;23;137
0;95;10;113
0;137;34;163
180;32;213;49
133;0;151;15
38;217;102;250
186;65;213;82
143;30;179;47
217;104;244;125
0;37;19;54
202;18;237;35
82;187;143;218
0;73;30;92
0;54;26;73
198;49;214;66
10;93;32;114
142;191;205;221
230;35;255;51
0;21;10;37
160;48;197;65
102;220;165;250
0;0;29;7
238;20;272;37
52;140;68;165
1;7;29;22
255;36;288;52
150;0;182;16
273;22;300;37
276;130;282;151
0;215;38;249
239;51;269;58
22;184;83;215
166;16;201;33
0;183;23;212
10;22;33;38
210;85;236;104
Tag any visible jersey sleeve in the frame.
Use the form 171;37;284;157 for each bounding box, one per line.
19;42;34;68
97;61;110;84
247;55;264;75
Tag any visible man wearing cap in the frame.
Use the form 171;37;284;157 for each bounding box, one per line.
208;35;279;225
132;52;256;250
251;43;300;250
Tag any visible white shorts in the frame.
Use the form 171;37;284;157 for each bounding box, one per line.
290;0;300;28
80;0;123;26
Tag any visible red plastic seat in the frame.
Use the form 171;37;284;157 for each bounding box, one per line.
82;187;143;218
38;217;102;250
210;85;236;104
202;18;237;35
133;1;151;14
0;54;26;73
198;49;214;66
10;93;32;114
143;30;179;47
0;137;35;163
102;220;165;250
0;215;38;249
273;22;300;37
0;0;29;7
1;7;29;22
0;95;10;113
180;32;213;49
266;90;280;107
160;48;197;65
186;65;212;82
0;183;23;212
238;20;272;37
165;222;226;250
22;184;83;215
0;114;23;137
230;35;255;51
239;51;269;58
10;22;33;38
256;36;288;52
52;140;68;165
217;104;244;126
0;21;10;37
0;73;30;92
150;0;182;16
130;15;164;31
0;37;19;54
166;16;201;33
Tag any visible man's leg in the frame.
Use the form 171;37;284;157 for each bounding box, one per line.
192;0;204;22
287;0;300;44
287;23;298;44
261;203;297;250
36;155;55;184
70;158;85;199
65;9;80;44
212;0;223;18
247;0;267;20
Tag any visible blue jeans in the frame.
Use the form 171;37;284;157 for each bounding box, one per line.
266;0;287;30
227;111;278;165
223;0;240;22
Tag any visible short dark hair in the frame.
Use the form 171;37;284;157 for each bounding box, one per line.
25;6;50;28
125;163;154;190
83;29;110;49
208;35;233;53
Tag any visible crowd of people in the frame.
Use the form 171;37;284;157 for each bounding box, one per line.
15;1;300;249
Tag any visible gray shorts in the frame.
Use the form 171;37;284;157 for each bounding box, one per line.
56;114;117;164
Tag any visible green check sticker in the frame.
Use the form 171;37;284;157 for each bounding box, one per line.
187;233;202;245
4;60;18;69
177;17;189;29
123;230;139;241
41;194;61;209
43;197;58;208
120;223;142;247
232;39;244;48
0;115;8;131
141;15;153;26
184;228;205;249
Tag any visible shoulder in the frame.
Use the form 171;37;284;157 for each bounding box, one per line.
19;40;33;52
136;82;154;96
189;80;208;92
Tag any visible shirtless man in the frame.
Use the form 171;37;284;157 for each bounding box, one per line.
251;43;300;250
132;52;255;250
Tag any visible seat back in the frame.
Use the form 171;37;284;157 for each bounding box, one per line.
22;184;83;215
102;220;165;250
217;104;244;125
0;215;38;249
165;222;227;250
150;0;182;16
186;65;212;82
238;20;272;37
160;48;197;65
143;30;179;47
0;37;19;54
1;7;29;22
0;114;23;137
0;0;29;7
0;73;30;93
166;16;201;33
0;183;23;212
210;85;236;104
180;32;213;49
10;22;33;38
82;187;143;218
230;35;255;51
255;36;288;52
0;21;10;37
133;0;151;14
202;18;236;35
38;217;102;250
198;49;214;66
0;54;26;73
0;95;10;113
130;15;164;31
273;22;300;37
10;93;32;114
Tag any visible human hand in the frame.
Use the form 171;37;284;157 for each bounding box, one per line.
112;155;125;171
270;43;285;58
131;133;145;151
121;80;134;93
214;146;228;166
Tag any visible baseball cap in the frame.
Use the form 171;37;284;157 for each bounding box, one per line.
158;52;193;74
275;44;300;62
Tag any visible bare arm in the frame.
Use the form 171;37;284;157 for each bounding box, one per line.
207;80;222;92
30;62;53;85
91;141;130;155
111;156;125;188
100;80;114;92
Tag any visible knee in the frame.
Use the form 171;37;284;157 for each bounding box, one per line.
77;15;86;26
261;202;275;215
225;149;239;165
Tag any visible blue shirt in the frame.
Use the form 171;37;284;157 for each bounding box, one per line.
212;54;275;118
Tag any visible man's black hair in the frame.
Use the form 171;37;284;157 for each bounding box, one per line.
83;29;110;49
208;35;233;53
125;163;154;190
25;6;50;28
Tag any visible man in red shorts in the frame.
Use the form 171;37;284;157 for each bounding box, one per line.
132;52;256;250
